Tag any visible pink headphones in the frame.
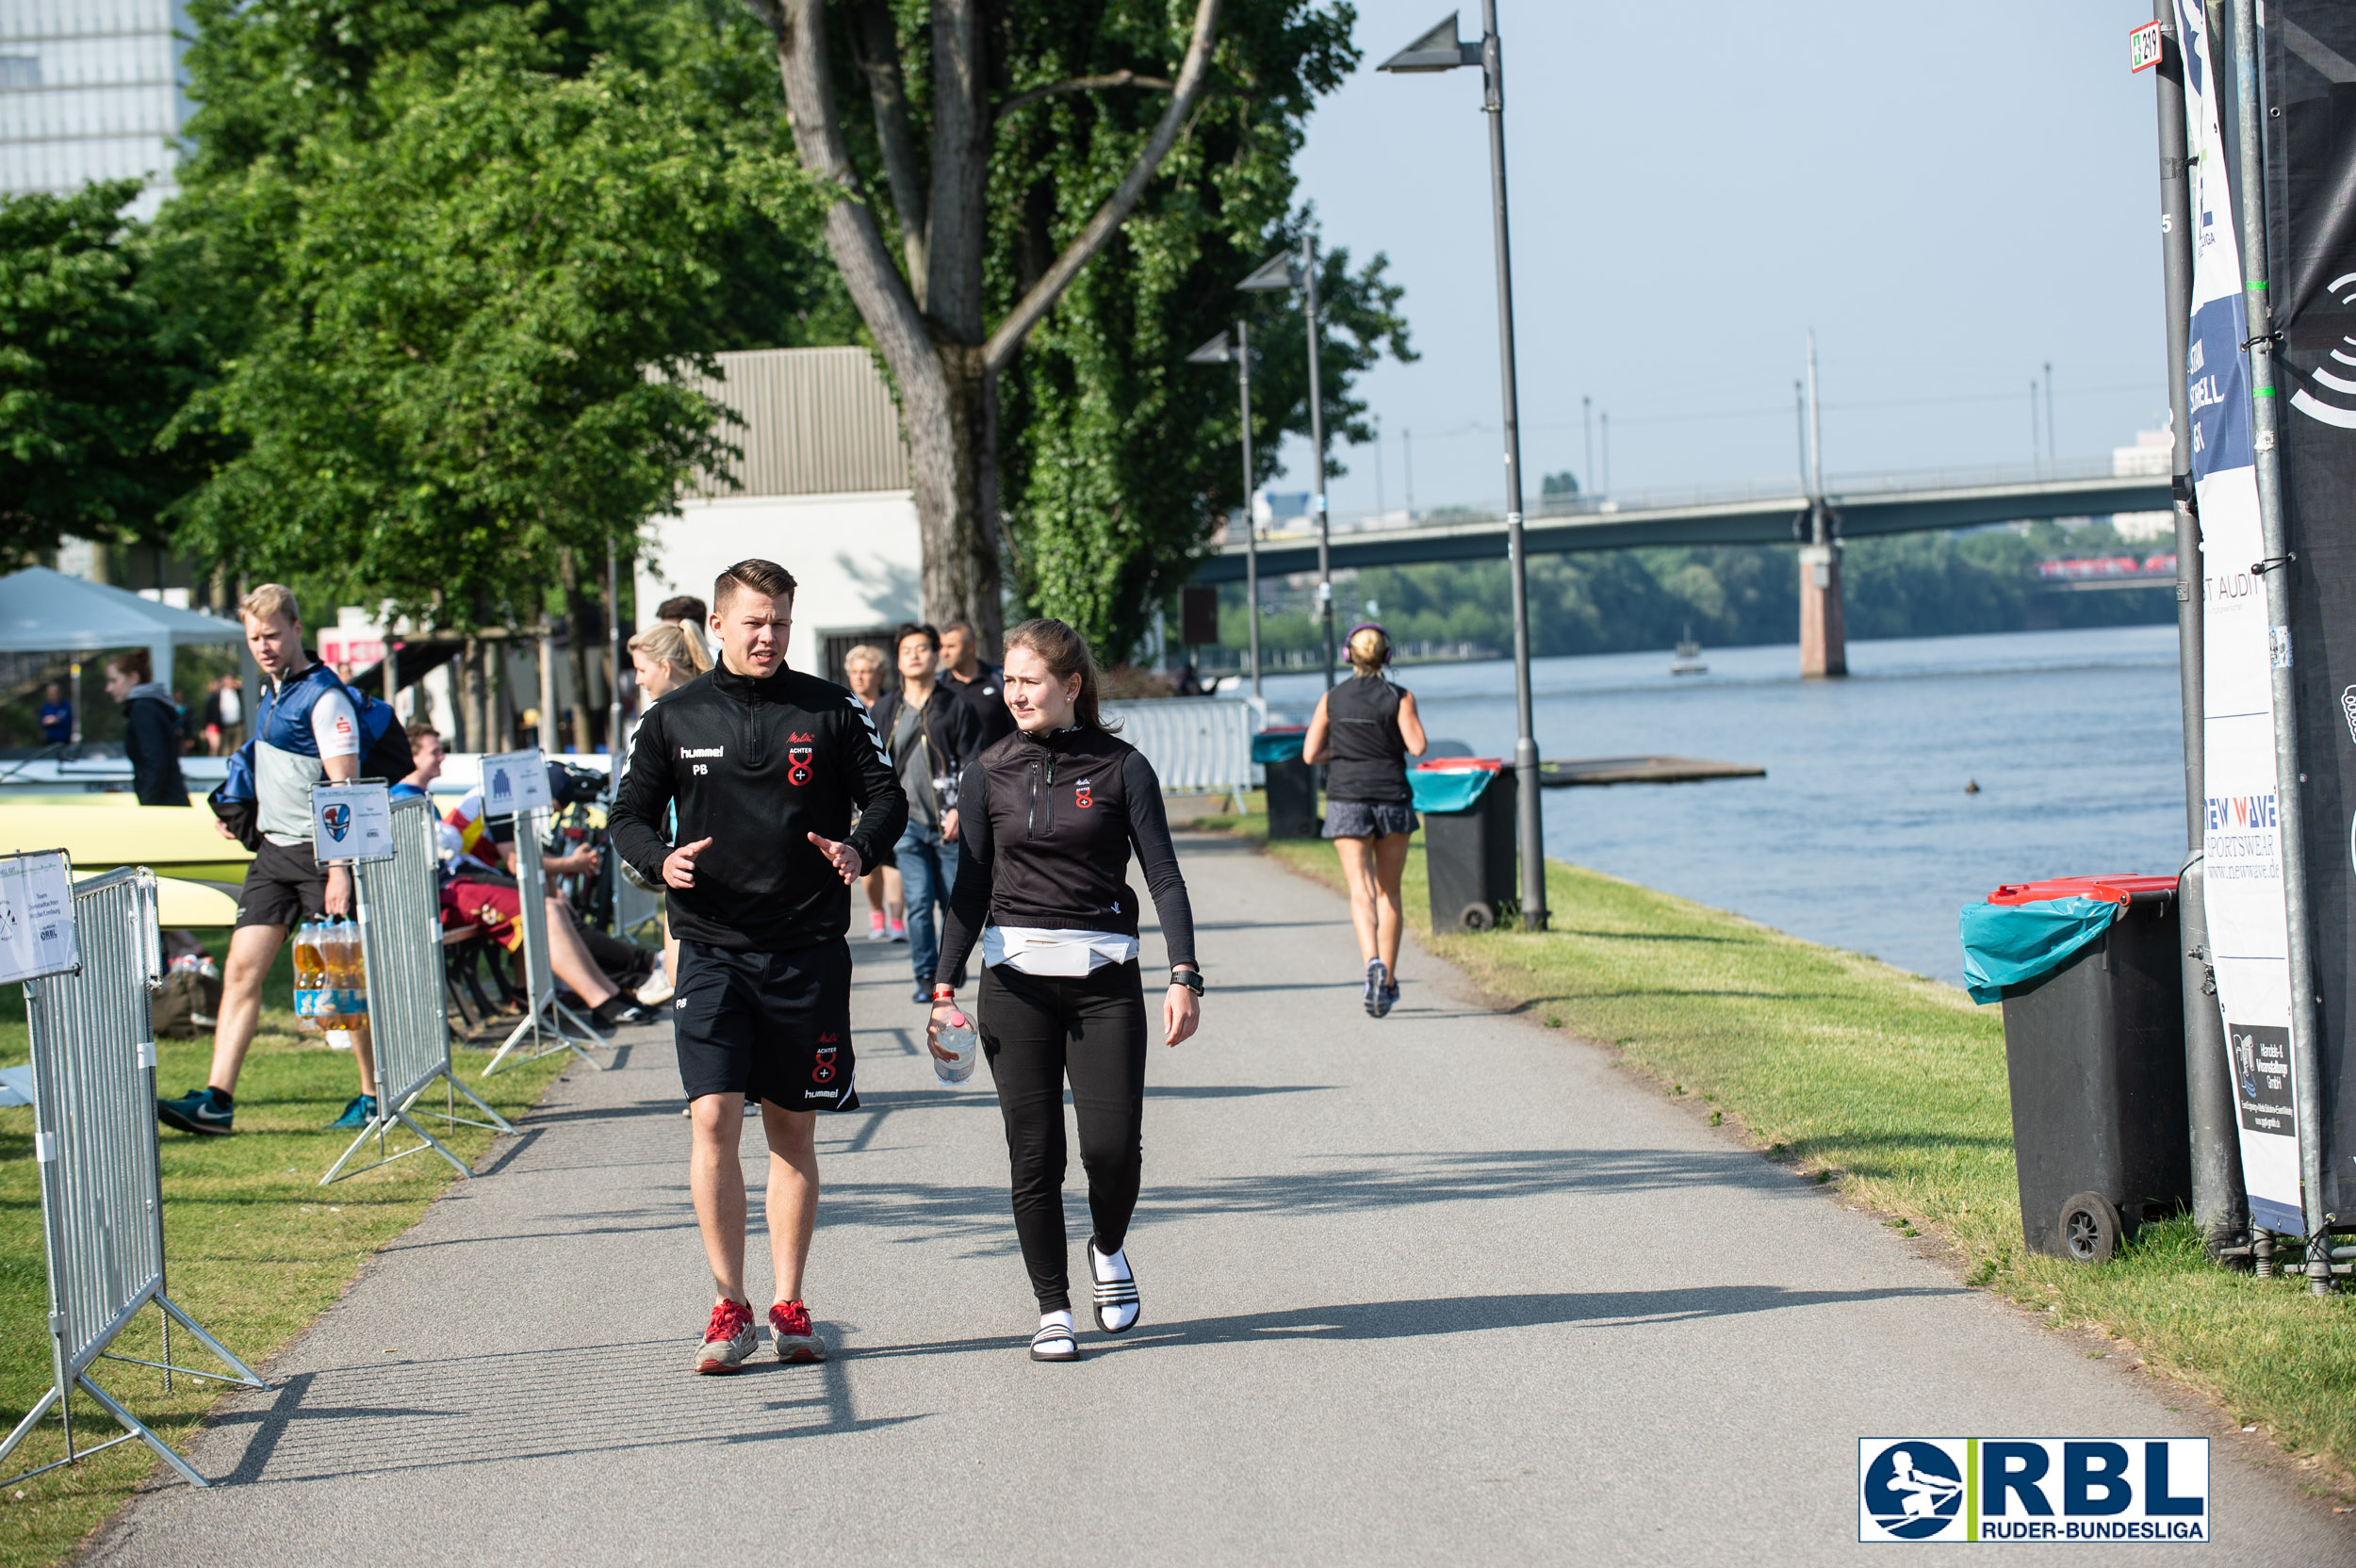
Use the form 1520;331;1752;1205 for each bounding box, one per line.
1344;622;1392;666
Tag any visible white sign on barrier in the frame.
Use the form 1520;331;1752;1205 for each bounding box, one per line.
0;850;76;984
479;748;550;820
310;781;396;865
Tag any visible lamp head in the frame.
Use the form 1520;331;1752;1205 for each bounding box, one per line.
1379;13;1480;73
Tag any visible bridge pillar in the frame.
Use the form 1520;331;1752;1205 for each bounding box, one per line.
1798;543;1846;678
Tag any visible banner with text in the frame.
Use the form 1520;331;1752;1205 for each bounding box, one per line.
2264;1;2356;1220
2178;0;2305;1234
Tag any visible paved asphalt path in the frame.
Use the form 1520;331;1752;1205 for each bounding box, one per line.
90;832;2348;1564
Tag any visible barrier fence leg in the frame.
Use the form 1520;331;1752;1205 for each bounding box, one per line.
434;1072;515;1135
74;1374;211;1489
482;1009;544;1078
0;1385;62;1478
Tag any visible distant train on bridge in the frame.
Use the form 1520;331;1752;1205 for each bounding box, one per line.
2036;554;2177;582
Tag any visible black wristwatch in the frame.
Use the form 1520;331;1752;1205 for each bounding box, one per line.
1170;968;1204;996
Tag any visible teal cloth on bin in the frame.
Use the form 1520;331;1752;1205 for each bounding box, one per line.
1252;731;1305;764
1957;896;2119;1004
1409;767;1495;814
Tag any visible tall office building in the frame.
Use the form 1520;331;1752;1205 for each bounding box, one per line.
0;1;190;219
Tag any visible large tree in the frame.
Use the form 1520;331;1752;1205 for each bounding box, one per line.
747;0;1240;641
0;181;205;566
172;35;796;629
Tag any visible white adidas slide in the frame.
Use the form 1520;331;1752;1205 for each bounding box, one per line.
1031;1318;1080;1362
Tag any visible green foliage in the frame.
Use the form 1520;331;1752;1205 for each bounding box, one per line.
168;9;828;627
164;2;852;624
0;182;206;564
1223;523;2175;660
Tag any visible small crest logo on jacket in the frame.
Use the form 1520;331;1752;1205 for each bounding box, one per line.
788;730;814;787
1074;779;1093;809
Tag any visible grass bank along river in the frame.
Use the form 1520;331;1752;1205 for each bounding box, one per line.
1251;624;2188;986
1193;808;2356;1500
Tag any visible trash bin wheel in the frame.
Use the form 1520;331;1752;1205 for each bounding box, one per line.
1460;903;1494;932
2059;1192;2122;1264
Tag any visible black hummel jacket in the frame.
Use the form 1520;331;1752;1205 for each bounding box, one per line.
612;662;908;953
933;725;1197;988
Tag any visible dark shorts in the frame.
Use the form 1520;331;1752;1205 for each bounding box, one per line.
236;839;331;930
673;938;859;1112
1323;800;1418;840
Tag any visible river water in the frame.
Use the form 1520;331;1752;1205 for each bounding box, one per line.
1250;624;2188;987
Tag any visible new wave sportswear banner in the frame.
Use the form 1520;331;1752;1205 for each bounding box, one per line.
2263;2;2356;1221
2176;0;2304;1235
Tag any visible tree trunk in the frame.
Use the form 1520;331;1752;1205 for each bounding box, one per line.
559;548;600;748
758;0;1221;653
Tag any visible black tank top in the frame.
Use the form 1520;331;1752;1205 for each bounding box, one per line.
1323;674;1411;803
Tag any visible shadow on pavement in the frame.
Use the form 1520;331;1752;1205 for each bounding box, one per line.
1140;1146;1813;1217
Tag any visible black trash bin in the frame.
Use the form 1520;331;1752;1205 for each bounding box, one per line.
1974;874;2190;1263
1413;759;1517;932
1253;727;1320;840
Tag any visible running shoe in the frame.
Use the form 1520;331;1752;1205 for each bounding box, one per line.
867;911;890;941
1375;978;1399;1019
770;1299;826;1364
694;1298;757;1374
635;960;675;1006
889;918;908;942
157;1086;234;1136
327;1093;378;1130
593;997;656;1030
1363;958;1388;1018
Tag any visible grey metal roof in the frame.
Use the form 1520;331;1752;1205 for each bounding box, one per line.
679;346;910;499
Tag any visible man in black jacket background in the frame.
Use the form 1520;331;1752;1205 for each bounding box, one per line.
106;649;188;806
610;558;908;1374
869;623;983;1004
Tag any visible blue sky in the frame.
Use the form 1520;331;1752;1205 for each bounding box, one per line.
1268;2;2169;514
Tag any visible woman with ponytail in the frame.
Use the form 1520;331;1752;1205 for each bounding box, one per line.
1303;623;1426;1018
928;618;1202;1363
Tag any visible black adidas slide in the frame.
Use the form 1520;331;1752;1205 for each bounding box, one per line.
1031;1321;1080;1362
1089;1240;1140;1335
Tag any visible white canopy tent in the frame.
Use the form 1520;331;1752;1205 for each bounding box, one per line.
0;566;242;694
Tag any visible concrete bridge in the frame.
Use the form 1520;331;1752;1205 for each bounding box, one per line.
1193;463;2176;674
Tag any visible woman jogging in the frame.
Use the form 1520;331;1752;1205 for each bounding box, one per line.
928;619;1202;1364
1303;623;1426;1018
842;644;905;942
628;622;710;1004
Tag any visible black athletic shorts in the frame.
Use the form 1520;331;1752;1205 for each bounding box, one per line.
236;839;331;930
673;938;859;1112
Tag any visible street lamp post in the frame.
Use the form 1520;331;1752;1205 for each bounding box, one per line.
1381;3;1547;931
1239;237;1336;691
1187;323;1263;697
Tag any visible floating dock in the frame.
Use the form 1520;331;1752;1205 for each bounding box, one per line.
1538;756;1765;787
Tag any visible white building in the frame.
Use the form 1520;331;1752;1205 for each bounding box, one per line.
636;347;922;683
0;1;188;219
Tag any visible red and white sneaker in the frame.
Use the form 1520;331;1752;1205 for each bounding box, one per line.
694;1298;757;1374
770;1299;827;1364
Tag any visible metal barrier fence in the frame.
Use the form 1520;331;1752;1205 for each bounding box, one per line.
0;867;265;1490
484;806;604;1075
322;795;513;1184
1100;697;1265;809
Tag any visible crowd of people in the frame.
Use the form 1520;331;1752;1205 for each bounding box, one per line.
136;556;1436;1368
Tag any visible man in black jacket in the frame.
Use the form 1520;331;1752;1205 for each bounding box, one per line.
939;619;1017;746
105;650;188;806
610;558;908;1374
869;624;983;1004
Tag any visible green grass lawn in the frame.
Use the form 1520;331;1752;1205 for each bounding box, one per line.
1199;801;2356;1499
0;940;564;1568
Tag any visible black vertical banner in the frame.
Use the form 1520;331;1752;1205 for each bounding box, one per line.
2265;5;2356;1217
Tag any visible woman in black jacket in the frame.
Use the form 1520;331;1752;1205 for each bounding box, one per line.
105;650;189;807
928;618;1202;1363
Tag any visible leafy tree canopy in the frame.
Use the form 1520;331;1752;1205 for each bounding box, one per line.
0;181;207;564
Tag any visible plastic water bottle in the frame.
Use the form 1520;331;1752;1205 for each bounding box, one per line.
932;1009;979;1086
